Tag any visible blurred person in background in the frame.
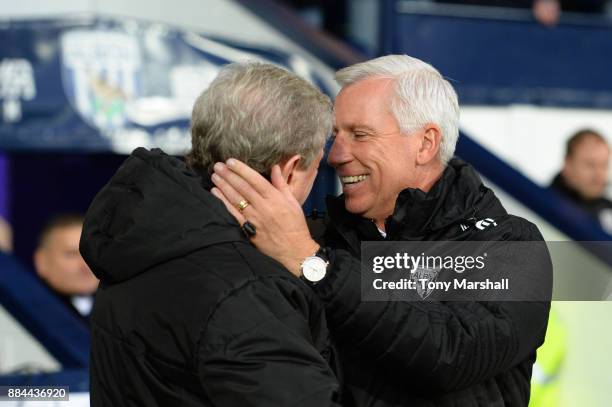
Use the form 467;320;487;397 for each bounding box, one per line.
550;129;612;234
438;0;609;26
0;216;13;253
528;308;567;407
283;0;348;39
33;214;98;320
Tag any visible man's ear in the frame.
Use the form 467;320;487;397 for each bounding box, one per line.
33;248;47;279
278;154;302;186
416;124;442;165
562;156;573;178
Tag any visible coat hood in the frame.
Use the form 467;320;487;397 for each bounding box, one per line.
80;148;244;284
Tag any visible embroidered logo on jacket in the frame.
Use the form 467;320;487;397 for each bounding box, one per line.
475;218;497;230
410;267;441;299
460;218;498;232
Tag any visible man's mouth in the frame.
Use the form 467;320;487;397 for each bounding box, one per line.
340;174;369;185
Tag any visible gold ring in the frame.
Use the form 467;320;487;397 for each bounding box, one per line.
236;199;250;212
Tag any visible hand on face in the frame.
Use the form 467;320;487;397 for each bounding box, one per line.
211;159;319;277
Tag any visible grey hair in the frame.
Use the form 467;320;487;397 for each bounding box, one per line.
186;61;332;175
335;55;459;165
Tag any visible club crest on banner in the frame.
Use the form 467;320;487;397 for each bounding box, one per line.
60;30;141;132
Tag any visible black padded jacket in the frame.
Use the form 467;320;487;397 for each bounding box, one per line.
310;159;551;407
81;148;342;407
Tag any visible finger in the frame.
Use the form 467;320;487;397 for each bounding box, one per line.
225;158;278;198
210;187;246;225
213;162;269;206
210;172;254;214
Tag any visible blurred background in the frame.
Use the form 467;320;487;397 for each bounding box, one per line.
1;0;612;405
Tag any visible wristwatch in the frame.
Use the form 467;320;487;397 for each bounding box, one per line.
300;247;330;285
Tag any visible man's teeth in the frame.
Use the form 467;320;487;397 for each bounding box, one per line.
341;174;369;184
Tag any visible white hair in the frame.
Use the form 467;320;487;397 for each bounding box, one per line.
335;55;460;165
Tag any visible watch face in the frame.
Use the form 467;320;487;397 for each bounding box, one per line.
302;256;328;282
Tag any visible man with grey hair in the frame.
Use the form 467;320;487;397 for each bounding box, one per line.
212;55;551;406
80;62;343;406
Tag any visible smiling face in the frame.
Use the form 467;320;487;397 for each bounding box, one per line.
328;77;423;224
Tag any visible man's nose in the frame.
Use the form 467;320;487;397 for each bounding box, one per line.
78;255;92;273
327;134;352;167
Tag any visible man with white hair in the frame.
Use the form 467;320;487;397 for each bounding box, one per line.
212;54;551;406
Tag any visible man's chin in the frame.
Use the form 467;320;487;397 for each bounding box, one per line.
580;189;604;200
343;198;371;218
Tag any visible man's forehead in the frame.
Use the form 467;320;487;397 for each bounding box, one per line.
43;224;82;247
575;136;610;154
335;77;394;103
331;115;379;133
342;76;395;90
333;79;396;127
